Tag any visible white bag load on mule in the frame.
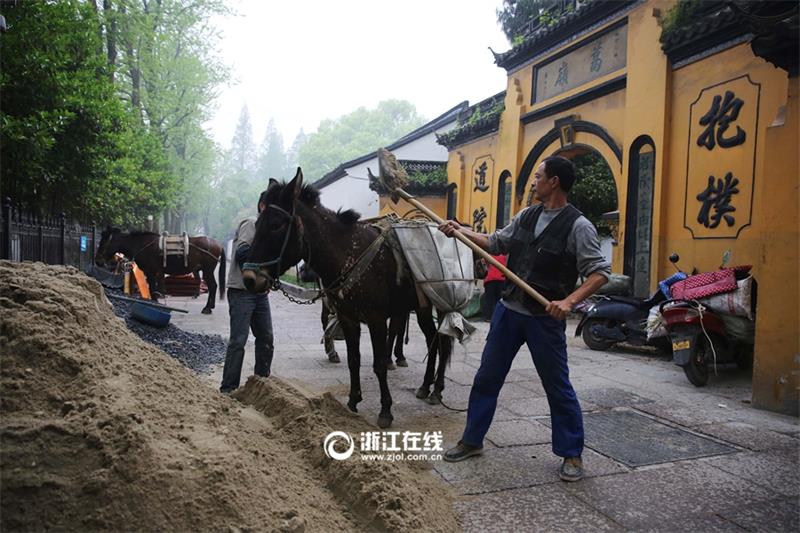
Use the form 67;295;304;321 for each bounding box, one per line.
392;220;476;342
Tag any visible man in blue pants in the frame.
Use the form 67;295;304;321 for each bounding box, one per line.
219;190;274;393
438;156;609;481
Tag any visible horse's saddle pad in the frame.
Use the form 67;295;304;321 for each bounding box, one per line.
159;232;189;267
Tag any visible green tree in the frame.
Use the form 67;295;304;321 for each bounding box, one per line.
256;118;287;181
496;0;547;44
0;0;171;224
569;152;618;237
286;128;308;173
298;100;425;182
97;0;229;231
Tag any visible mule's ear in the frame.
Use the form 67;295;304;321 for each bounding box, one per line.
268;178;279;189
288;167;303;198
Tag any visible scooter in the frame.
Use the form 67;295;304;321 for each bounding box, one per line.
575;254;683;353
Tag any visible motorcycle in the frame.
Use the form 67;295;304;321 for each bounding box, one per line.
659;266;755;386
574;256;684;353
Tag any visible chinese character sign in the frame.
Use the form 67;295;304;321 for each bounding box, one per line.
534;24;627;103
470;156;494;233
684;76;759;239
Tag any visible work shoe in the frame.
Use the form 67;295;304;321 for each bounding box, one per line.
443;441;483;462
559;456;584;482
396;358;408;367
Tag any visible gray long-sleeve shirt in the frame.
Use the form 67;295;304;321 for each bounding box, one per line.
487;205;611;315
226;217;257;290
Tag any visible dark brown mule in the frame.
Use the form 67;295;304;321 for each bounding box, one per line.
96;228;226;314
242;170;452;428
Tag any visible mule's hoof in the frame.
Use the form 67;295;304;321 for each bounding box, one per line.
426;391;442;405
415;387;430;400
201;308;212;315
387;361;396;370
327;352;341;363
396;358;408;367
347;401;359;413
377;415;393;429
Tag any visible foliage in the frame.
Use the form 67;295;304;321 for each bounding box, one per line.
297;100;425;182
257;118;288;181
660;0;701;41
285;129;308;172
569;152;618;237
0;0;168;224
496;0;572;44
464;101;505;127
408;167;448;189
0;0;228;230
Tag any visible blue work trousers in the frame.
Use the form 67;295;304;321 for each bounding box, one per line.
462;303;584;458
220;288;274;392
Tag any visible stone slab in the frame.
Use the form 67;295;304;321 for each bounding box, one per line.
705;451;799;497
692;421;800;452
718;496;800;532
577;387;655;409
485;418;553;447
454;484;623;532
434;444;625;495
561;462;779;530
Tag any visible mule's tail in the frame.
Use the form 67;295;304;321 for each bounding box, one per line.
218;247;226;300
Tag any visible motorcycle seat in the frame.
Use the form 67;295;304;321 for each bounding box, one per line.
604;295;653;310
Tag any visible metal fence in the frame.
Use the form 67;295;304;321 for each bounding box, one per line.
1;198;97;271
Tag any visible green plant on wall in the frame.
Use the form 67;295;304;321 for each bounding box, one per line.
660;0;701;40
408;167;447;189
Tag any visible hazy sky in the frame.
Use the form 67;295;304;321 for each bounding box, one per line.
206;0;511;149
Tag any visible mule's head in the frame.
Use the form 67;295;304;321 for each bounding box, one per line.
96;226;122;267
243;168;310;293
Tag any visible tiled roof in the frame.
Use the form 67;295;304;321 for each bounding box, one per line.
493;0;635;72
660;2;749;65
661;0;799;75
435;91;505;150
368;160;448;196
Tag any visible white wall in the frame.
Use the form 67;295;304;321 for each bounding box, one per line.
318;175;379;218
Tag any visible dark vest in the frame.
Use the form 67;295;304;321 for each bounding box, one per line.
501;204;582;315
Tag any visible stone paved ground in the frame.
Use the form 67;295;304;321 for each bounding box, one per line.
166;288;799;532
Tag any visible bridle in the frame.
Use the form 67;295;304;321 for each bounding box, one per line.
242;202;298;289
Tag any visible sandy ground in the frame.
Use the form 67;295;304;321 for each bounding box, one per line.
0;261;458;532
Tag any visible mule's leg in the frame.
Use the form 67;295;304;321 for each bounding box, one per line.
321;301;339;363
385;315;401;370
394;311;408;365
428;334;453;405
368;320;393;428
415;307;439;400
201;264;217;314
342;318;362;412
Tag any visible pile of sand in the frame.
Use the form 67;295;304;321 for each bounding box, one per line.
0;261;458;532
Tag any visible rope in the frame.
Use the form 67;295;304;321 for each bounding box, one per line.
691;300;719;376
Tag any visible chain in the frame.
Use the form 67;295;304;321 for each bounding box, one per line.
274;279;324;305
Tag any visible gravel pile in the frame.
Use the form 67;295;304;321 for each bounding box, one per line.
105;289;226;373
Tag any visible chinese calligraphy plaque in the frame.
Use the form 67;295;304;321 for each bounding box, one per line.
470;156;494;233
684;76;760;239
533;24;627;103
